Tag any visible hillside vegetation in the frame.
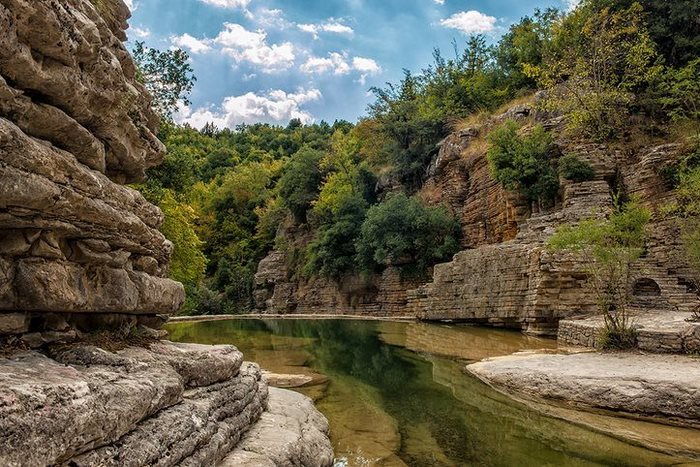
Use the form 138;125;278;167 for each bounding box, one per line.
135;0;700;314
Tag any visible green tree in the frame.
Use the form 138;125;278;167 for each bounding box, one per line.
132;41;196;119
549;198;650;348
158;190;207;313
277;147;324;223
356;193;460;275
487;121;559;207
529;3;662;139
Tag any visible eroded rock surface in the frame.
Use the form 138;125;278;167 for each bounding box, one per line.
0;0;183;325
467;351;700;428
220;387;334;467
0;341;333;467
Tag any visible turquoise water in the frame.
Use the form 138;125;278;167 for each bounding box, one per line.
166;319;700;467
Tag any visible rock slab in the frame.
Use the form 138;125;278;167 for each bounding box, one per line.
467;351;700;427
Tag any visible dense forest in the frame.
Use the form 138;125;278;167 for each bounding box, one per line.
134;0;700;314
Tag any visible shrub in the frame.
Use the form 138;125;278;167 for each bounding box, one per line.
487;121;559;206
548;197;650;348
559;153;596;182
598;325;638;350
355;193;460;275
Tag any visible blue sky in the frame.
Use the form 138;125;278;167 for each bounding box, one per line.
125;0;575;128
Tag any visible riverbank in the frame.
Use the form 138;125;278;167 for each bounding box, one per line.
0;340;334;466
168;313;417;323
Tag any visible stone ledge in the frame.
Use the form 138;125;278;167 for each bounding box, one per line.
219;387;334;467
467;351;700;428
0;341;252;466
558;311;700;353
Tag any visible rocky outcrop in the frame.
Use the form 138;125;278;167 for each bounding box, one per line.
467;351;700;428
0;341;332;467
421;127;527;248
254;232;421;315
220;387;334;467
0;0;183;341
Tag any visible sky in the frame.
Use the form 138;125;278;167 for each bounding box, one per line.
124;0;577;129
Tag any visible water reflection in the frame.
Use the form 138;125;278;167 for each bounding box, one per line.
166;319;700;466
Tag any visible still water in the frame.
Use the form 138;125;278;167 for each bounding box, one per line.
166;319;700;467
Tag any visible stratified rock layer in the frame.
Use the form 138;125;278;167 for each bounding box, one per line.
0;0;183;327
0;341;333;467
467;351;700;428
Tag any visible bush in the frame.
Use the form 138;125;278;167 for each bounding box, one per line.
559;153;596;182
549;197;650;345
598;325;638;350
355;193;460;275
487;121;559;205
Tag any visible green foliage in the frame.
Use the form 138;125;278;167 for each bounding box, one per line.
158;190;207;314
589;0;700;67
356;193;460;275
559;153;596;182
549;198;650;346
369;71;445;189
132;42;196;120
530;2;663;140
487;121;559;205
278;147;324;223
659;59;700;128
305;195;368;280
494;8;560;91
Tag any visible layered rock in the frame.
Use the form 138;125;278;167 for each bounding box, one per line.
255;256;422;316
467;351;700;428
0;341;333;467
0;0;183;341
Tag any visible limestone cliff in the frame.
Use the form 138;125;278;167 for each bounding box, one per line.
0;2;334;466
255;101;697;335
0;0;184;343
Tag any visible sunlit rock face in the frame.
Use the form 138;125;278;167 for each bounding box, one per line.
0;0;184;339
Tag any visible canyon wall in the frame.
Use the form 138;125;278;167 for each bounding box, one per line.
255;103;696;335
0;0;184;344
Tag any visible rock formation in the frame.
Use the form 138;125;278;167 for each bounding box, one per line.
0;341;333;466
0;0;184;344
255;100;697;337
0;1;334;466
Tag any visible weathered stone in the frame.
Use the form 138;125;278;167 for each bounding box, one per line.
0;312;27;333
467;351;700;427
220;387;334;467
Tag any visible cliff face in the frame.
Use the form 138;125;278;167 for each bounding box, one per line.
255;102;696;335
0;2;334;466
0;0;184;343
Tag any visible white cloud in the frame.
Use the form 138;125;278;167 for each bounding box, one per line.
176;88;322;129
440;10;497;34
123;0;135;11
214;23;295;71
352;57;381;74
299;53;381;85
300;52;351;75
130;26;151;38
171;33;212;54
297;20;354;40
249;8;288;28
434;0;445;4
199;0;251;8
